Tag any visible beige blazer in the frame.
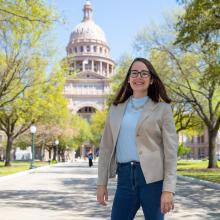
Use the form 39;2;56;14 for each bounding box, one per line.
97;98;178;193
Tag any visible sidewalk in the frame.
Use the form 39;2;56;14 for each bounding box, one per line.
0;161;219;220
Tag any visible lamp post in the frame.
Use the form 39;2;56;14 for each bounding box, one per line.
55;139;59;162
30;125;36;169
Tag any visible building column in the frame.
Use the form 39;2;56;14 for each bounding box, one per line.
107;63;109;77
82;61;85;72
91;60;94;72
83;60;89;72
100;61;103;75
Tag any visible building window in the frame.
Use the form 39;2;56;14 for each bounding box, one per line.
100;47;102;53
109;65;112;73
199;148;205;158
74;47;77;53
80;46;84;52
87;45;90;52
201;135;205;143
93;46;97;52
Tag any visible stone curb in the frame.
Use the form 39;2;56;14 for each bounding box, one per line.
178;175;220;190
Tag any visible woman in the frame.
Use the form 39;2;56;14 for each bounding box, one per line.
96;57;178;220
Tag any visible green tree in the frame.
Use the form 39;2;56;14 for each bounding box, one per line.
71;114;92;147
178;143;192;158
0;0;57;107
0;68;68;166
149;49;204;134
0;0;63;166
90;110;108;147
176;0;220;47
134;11;220;168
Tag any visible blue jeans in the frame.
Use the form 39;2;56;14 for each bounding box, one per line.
111;161;164;220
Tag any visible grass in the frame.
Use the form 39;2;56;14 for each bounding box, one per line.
0;161;49;176
177;160;220;184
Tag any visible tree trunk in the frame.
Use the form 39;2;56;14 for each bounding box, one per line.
5;135;13;167
208;128;218;168
61;150;65;162
40;145;44;161
52;145;56;161
57;149;60;162
41;140;46;161
48;148;51;160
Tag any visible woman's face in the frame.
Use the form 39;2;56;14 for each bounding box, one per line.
128;61;152;94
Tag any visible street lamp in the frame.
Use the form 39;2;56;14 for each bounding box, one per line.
55;139;59;162
29;125;37;169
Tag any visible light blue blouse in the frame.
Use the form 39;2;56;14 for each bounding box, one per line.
116;96;149;163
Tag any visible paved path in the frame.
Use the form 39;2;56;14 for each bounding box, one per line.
0;161;219;220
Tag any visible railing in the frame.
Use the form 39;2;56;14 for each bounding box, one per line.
63;89;109;95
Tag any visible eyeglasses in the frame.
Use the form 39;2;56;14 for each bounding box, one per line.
130;70;151;78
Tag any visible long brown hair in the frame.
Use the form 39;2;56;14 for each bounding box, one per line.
112;57;171;105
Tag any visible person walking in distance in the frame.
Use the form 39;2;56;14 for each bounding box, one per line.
96;57;178;220
88;149;93;167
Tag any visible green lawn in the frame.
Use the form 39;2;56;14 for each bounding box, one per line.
0;161;49;176
177;160;220;184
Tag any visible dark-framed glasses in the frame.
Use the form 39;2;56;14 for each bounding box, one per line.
130;70;151;78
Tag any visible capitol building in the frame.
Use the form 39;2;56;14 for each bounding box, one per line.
63;1;115;156
64;1;115;119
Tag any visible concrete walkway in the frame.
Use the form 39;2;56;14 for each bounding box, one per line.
0;161;219;220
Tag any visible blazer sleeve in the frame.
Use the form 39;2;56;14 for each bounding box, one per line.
162;104;178;193
97;106;114;186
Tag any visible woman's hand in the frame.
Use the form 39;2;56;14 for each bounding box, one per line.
97;185;108;206
160;191;174;214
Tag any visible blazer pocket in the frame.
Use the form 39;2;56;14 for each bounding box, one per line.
141;150;164;181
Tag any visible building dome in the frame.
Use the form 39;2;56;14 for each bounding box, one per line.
71;20;107;44
69;1;107;45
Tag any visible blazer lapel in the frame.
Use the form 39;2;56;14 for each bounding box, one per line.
111;97;159;147
112;99;129;147
136;98;159;134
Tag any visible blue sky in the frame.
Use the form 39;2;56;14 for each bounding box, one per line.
47;0;180;63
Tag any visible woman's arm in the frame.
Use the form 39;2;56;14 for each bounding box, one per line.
161;104;178;193
97;107;114;206
97;109;114;186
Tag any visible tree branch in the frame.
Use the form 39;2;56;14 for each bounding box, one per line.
0;8;53;24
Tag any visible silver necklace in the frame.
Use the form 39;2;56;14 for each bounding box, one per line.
130;96;148;110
